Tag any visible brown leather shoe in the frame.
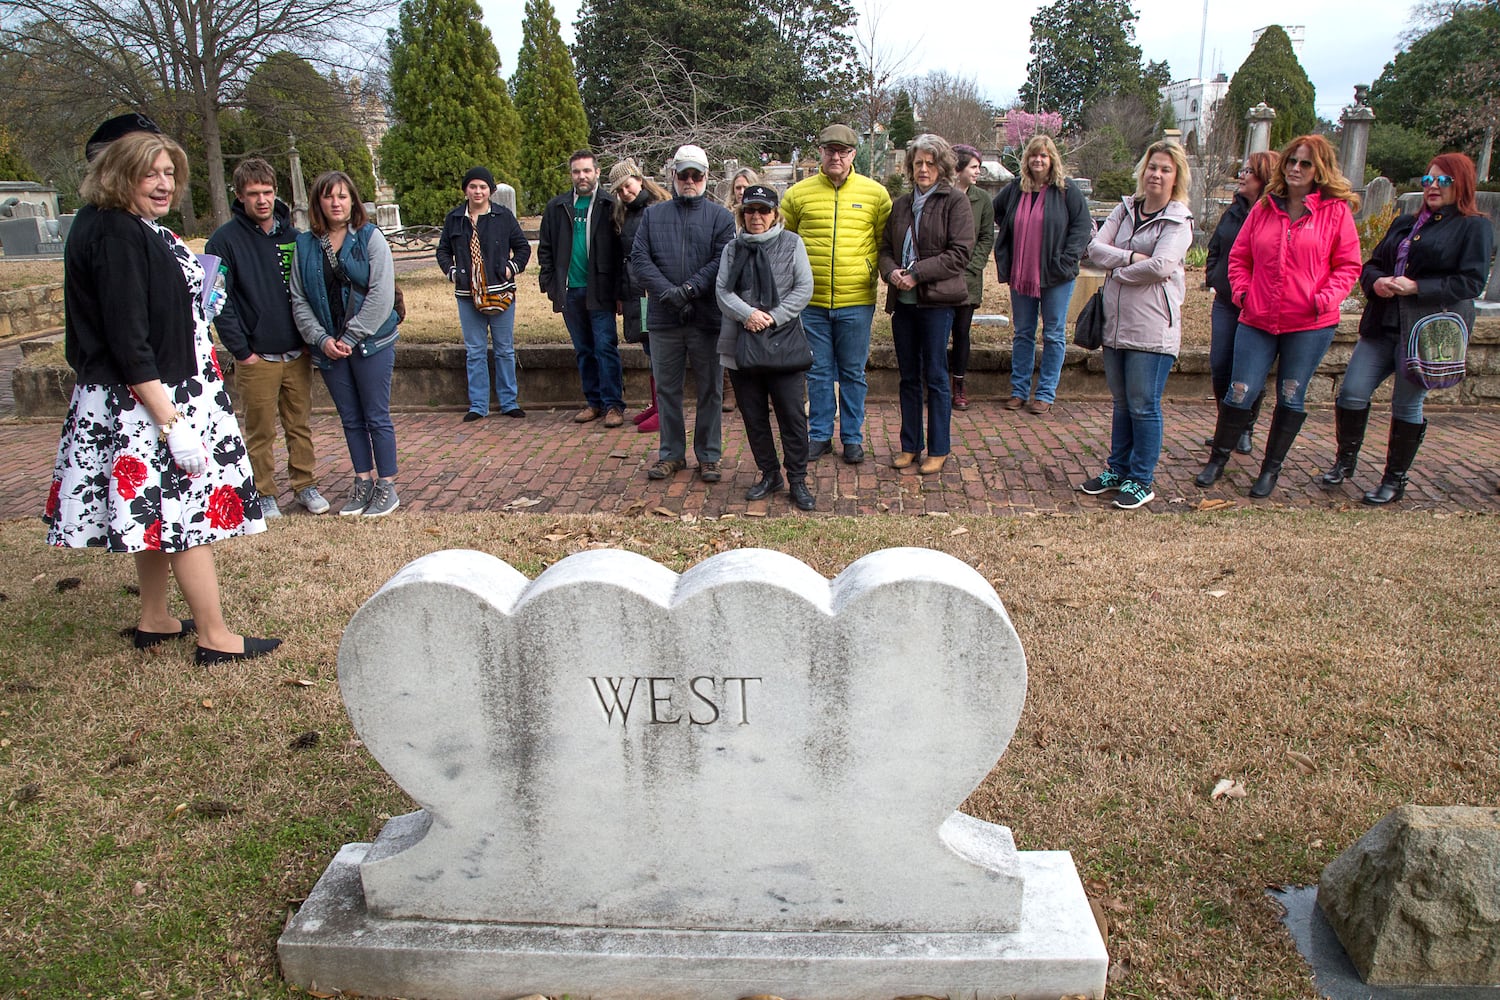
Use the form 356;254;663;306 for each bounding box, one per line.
603;407;625;428
574;406;601;423
1028;400;1052;415
1005;396;1026;411
919;454;949;475
951;376;968;411
892;451;919;470
646;458;686;480
698;461;722;483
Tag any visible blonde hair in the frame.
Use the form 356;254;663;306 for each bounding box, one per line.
79;131;189;213
1266;134;1360;211
1133;140;1191;204
721;167;761;209
1019;135;1069;193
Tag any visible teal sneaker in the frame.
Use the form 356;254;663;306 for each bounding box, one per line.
1079;470;1122;495
1112;479;1156;510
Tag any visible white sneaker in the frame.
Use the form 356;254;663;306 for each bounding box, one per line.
259;495;281;519
295;486;330;515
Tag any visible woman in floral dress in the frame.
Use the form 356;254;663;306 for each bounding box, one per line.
44;130;280;665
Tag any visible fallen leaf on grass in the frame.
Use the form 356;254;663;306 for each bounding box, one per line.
312;554;330;566
281;677;315;688
1205;589;1230;598
1287;750;1316;774
188;799;242;817
200;699;214;710
1211;778;1247;800
132;881;147;897
925;510;951;517
1197;498;1235;511
503;496;543;510
543;533;572;542
30;573;45;583
949;526;969;535
1107;958;1132;983
423;527;442;536
55;577;82;592
652;507;677;518
104;752;140;771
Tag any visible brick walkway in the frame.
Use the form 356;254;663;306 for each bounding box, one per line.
5;400;1498;522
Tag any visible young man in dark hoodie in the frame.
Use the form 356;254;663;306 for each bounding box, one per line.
206;158;328;517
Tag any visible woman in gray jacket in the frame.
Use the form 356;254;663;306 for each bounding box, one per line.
1078;140;1193;510
716;185;816;511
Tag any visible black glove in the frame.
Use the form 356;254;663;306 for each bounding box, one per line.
659;286;687;311
677;282;695;300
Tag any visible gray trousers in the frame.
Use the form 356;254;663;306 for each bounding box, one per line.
649;324;723;464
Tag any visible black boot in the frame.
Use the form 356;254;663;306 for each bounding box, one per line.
1196;404;1256;487
1363;418;1426;505
745;469;784;501
1320;404;1370;486
1249;407;1308;498
1237;390;1266;454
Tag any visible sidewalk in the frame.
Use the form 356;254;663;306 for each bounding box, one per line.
5;400;1498;522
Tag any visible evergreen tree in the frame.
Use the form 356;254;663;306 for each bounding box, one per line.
0;126;38;181
1369;2;1500;155
1018;0;1168;134
1223;25;1317;150
380;0;522;225
888;89;916;150
512;0;591;214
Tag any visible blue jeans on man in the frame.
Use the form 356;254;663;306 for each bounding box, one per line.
1009;281;1074;403
562;286;624;411
457;297;518;415
1101;347;1174;486
802;304;875;446
891;304;954;456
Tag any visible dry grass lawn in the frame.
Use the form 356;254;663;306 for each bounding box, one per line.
2;509;1497;998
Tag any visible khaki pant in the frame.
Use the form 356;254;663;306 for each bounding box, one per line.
235;353;316;497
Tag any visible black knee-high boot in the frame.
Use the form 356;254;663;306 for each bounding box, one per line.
1363;418;1426;505
1196;404;1256;487
1320;404;1370;486
1249;406;1307;498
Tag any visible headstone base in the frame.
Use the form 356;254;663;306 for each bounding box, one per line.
279;844;1107;1000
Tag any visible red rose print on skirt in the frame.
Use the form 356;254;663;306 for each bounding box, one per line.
113;454;149;500
210;351;223;381
142;519;162;550
206;484;244;530
46;478;61;519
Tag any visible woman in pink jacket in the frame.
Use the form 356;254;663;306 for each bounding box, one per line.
1196;134;1361;498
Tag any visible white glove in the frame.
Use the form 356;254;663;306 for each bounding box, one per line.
166;419;210;475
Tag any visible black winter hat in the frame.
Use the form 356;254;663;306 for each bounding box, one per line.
462;166;496;192
85;113;162;161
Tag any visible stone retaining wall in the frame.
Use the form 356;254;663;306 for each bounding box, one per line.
0;283;64;339
13;317;1500;418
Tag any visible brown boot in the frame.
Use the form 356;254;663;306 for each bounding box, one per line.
722;370;735;412
951;375;968;411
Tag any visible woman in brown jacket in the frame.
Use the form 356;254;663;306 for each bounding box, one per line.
878;134;975;475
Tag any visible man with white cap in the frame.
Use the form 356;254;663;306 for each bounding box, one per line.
630;144;735;482
779;123;892;465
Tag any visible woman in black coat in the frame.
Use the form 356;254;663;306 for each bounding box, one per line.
609;158;671;433
436;166;530;421
1202;150;1278;456
1321;152;1494;504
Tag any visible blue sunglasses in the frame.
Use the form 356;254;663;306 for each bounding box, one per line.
1421;174;1454;188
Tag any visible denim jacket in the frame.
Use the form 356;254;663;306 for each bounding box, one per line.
290;223;399;370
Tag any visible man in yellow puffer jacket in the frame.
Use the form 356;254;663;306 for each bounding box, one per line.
781;123;892;465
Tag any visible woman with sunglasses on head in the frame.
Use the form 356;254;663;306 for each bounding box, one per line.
1201;150;1279;457
609;159;671;434
1197;134;1361;498
1321;154;1493;504
715;185;816;511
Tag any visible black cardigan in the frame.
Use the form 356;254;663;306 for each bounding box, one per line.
1356;209;1495;340
64;206;197;386
991;178;1093;290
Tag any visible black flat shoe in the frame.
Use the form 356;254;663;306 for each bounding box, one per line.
462;411;485;422
195;636;282;666
134;618;196;650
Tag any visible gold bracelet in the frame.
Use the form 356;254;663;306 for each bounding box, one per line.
157;413;182;441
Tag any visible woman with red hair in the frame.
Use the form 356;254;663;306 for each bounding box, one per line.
1196;134;1361;497
1321;152;1494;504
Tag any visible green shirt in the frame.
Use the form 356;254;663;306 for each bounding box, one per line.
567;194;592;288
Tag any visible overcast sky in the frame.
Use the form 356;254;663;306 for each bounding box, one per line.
478;0;1419;121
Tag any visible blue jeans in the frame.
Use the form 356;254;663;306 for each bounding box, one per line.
562;286;624;411
1338;334;1427;423
1009;280;1074;402
321;346;397;478
1226;323;1335;413
456;297;517;415
1208;298;1241;403
803;304;875;445
891;304;954;456
1101;347;1174;486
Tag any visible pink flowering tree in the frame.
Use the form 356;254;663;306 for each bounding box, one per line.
1004;110;1064;149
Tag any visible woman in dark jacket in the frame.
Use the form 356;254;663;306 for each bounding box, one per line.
1322;152;1494;504
436;166;530;421
992;134;1093;414
878;133;975;476
1203;150;1278;455
949;144;995;411
715;184;816;511
609;158;670;433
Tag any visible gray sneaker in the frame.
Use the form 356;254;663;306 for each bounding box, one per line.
259;495;281;519
339;478;375;516
295;486;331;515
362;478;400;518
